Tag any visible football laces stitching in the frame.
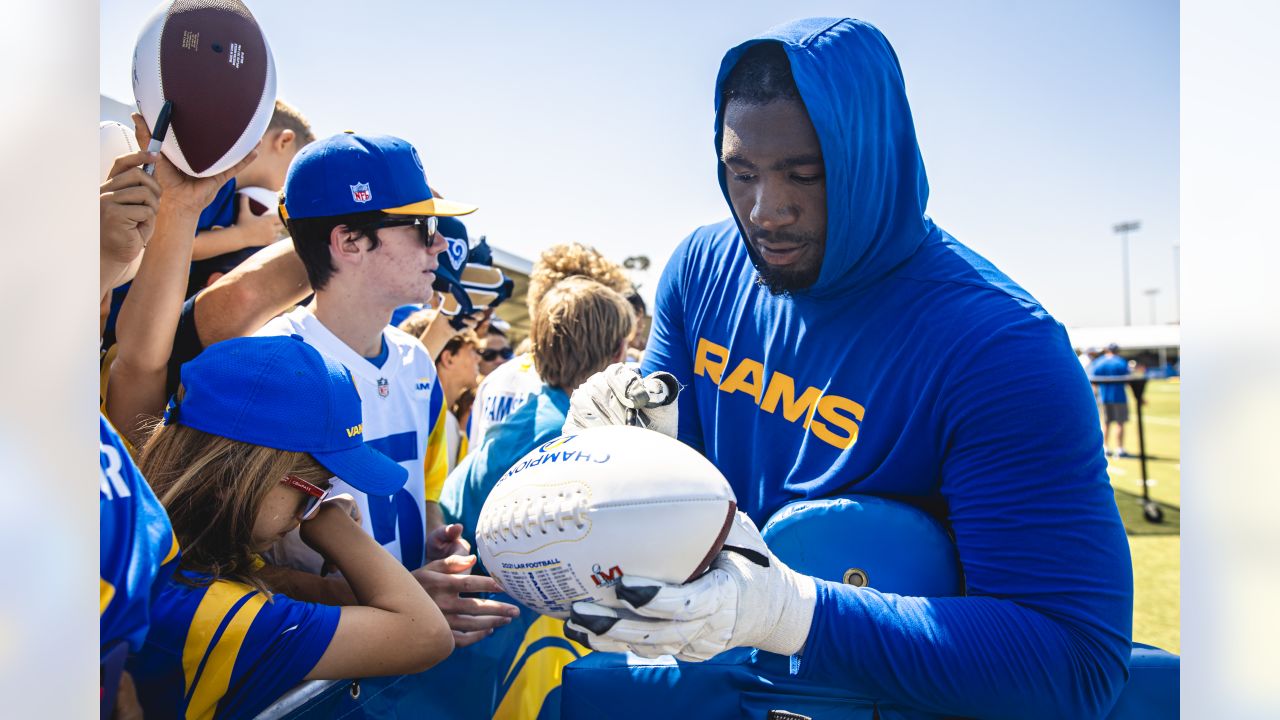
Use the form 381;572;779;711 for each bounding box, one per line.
486;489;588;542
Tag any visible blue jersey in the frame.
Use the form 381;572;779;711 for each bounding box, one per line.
642;18;1133;719
187;179;261;297
1091;355;1131;404
100;415;179;657
130;571;340;719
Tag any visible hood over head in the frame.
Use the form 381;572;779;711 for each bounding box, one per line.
714;18;934;297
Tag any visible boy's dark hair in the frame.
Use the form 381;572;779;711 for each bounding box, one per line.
721;42;802;107
286;211;389;291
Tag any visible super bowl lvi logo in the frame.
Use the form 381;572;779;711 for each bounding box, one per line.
590;563;623;588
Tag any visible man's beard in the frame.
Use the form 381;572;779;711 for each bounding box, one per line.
750;229;824;295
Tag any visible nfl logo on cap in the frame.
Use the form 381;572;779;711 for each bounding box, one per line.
350;182;372;203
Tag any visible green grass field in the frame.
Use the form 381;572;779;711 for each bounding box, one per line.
1104;378;1180;654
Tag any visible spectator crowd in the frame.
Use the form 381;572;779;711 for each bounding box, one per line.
100;55;650;718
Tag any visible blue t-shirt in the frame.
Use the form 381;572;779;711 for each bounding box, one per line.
100;415;180;657
641;18;1132;719
129;570;340;719
187;178;265;298
1091;355;1131;404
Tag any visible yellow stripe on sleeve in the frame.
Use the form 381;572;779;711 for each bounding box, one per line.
162;533;181;566
100;577;116;616
181;581;266;720
423;402;449;503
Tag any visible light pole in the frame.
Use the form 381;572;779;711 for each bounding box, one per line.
1143;288;1160;325
1172;244;1180;324
1114;221;1141;325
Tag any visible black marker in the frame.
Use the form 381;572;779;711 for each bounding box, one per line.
142;100;173;176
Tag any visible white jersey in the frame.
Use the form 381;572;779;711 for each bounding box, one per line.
468;352;544;449
256;307;448;572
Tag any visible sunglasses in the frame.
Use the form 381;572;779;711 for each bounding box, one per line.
281;474;331;521
367;215;439;245
480;346;514;362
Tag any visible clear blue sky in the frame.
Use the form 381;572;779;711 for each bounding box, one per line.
101;0;1177;327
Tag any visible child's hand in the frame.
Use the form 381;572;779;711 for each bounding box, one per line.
299;493;361;550
236;194;286;247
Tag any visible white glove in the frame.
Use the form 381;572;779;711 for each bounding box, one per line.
564;511;816;661
562;363;681;438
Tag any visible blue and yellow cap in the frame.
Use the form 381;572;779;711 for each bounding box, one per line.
168;335;407;496
280;131;478;221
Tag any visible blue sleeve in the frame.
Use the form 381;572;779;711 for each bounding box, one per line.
100;416;179;656
797;318;1133;720
640;238;704;452
196;179;237;232
217;593;340;717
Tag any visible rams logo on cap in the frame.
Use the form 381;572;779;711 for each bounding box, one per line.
350;182;372;203
444;234;468;271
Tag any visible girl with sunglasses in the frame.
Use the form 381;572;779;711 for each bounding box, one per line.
128;335;452;718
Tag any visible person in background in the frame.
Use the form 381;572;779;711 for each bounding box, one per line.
130;335;452;719
478;319;513;377
1090;343;1134;457
1078;346;1100;372
625;288;649;358
399;307;485;473
468;242;633;450
436;328;483;471
427;276;636;720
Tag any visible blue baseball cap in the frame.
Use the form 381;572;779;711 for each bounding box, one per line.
280;131;478;221
168;335;408;496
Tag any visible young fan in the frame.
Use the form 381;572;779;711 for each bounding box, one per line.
129;335;452;718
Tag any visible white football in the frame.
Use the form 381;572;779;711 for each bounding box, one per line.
100;121;146;286
100;121;141;182
476;426;737;618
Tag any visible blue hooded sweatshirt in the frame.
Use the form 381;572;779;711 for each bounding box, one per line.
642;18;1133;719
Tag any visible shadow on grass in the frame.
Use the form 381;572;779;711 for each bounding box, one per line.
1114;488;1180;536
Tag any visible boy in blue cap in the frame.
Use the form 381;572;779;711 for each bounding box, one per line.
252;132;518;646
130;335;453;719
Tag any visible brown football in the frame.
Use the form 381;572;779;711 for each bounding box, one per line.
132;0;276;177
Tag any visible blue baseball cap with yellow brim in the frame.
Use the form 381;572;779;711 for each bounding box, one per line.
165;335;408;496
280;132;478;222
